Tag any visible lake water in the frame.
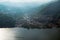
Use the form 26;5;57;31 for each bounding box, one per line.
0;28;60;40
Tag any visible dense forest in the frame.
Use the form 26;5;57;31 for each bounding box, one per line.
0;4;24;28
20;0;60;29
0;0;60;29
0;13;16;27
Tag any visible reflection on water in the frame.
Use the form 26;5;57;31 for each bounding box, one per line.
0;28;15;40
0;28;60;40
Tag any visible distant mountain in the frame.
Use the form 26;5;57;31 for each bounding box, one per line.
21;1;60;29
0;4;22;13
34;0;60;23
0;4;24;19
39;0;60;16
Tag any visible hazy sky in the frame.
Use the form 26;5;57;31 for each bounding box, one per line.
0;0;57;8
0;0;56;3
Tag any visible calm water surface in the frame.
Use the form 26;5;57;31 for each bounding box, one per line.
0;28;60;40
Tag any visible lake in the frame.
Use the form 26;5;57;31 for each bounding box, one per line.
0;28;60;40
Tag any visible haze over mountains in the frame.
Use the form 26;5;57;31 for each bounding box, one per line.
0;0;55;19
0;0;59;28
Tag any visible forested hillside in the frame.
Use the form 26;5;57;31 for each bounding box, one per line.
20;1;60;29
0;0;60;28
